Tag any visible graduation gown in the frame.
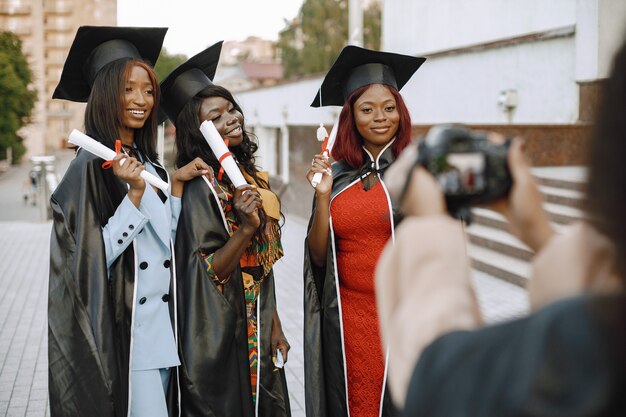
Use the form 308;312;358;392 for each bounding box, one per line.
303;141;400;417
174;176;290;417
402;293;626;417
48;149;179;417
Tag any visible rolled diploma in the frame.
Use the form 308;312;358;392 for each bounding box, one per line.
199;120;248;188
311;117;339;188
68;129;170;192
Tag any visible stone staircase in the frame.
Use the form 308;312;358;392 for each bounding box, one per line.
466;167;587;287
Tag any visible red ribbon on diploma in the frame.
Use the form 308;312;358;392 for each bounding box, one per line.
101;140;122;169
217;139;231;181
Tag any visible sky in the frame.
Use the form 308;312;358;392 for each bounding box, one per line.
117;0;305;58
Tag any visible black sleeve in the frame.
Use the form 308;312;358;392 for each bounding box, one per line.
402;295;625;417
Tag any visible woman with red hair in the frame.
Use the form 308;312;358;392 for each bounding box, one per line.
303;45;425;417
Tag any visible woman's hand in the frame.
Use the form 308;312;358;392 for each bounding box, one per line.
171;157;213;197
208;185;263;281
305;153;334;267
233;184;262;235
271;310;290;365
487;138;554;252
306;153;333;197
112;154;145;208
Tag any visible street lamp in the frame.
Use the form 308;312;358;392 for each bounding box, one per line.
29;156;58;221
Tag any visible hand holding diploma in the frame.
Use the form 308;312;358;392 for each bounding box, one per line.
311;117;338;188
199;120;248;188
68;129;170;192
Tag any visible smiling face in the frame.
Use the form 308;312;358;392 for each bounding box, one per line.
198;96;244;146
119;65;154;142
352;83;400;156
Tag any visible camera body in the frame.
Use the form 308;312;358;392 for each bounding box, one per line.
417;125;512;221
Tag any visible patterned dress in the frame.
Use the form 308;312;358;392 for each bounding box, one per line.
200;180;283;405
330;180;391;417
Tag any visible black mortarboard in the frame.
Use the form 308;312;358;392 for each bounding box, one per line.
311;45;426;107
159;41;224;124
53;26;167;102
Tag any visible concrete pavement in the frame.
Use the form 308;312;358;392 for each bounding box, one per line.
0;152;527;417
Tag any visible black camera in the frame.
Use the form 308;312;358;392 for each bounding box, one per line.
416;125;512;222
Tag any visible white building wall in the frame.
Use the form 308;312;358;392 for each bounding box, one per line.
576;0;626;81
381;0;582;124
253;126;278;175
382;0;626;124
236;77;338;173
236;34;580;126
233;0;626;159
236;77;335;128
382;0;576;55
403;34;578;124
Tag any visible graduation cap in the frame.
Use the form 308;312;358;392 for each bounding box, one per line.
159;41;224;124
53;26;167;102
311;45;426;107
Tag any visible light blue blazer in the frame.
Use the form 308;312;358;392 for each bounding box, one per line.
102;161;181;371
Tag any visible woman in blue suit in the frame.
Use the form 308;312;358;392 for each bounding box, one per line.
48;26;211;417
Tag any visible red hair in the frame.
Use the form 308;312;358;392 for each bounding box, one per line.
331;84;412;168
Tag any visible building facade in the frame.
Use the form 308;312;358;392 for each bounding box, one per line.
216;36;284;93
0;0;116;158
232;0;626;218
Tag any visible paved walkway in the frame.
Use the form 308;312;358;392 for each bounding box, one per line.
0;154;528;417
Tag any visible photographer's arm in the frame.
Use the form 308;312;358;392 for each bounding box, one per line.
377;147;482;408
488;139;555;252
383;142;447;217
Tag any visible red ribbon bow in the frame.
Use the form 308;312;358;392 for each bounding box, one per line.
217;139;231;181
101;140;122;169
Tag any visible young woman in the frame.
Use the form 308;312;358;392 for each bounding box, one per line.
48;26;210;417
159;43;291;417
304;45;425;417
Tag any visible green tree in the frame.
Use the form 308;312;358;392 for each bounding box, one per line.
0;31;36;163
363;1;381;51
154;48;188;82
277;0;381;78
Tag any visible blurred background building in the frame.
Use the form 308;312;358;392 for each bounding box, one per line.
3;0;626;223
216;37;284;92
232;0;626;219
0;0;116;157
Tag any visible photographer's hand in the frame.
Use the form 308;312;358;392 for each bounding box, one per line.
386;143;446;217
487;138;554;252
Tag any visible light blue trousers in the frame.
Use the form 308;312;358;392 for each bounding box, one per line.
130;368;170;417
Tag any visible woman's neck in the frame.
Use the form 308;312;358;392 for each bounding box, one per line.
119;127;134;147
363;138;394;162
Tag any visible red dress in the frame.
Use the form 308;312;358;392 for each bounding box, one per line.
330;180;391;416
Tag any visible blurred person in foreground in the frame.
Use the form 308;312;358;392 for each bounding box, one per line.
376;36;626;417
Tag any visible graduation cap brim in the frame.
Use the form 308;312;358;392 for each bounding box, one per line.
159;41;224;124
311;45;426;107
52;26;167;102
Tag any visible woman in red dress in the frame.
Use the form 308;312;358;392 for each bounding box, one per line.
303;46;426;417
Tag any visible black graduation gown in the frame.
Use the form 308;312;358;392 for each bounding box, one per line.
402;293;626;417
174;176;291;417
303;143;401;417
48;149;178;417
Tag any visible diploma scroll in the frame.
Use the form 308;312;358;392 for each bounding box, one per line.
199;120;248;188
311;116;339;188
68;129;170;192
